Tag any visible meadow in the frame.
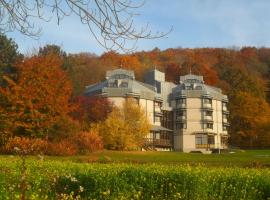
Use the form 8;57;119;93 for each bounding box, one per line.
0;150;270;199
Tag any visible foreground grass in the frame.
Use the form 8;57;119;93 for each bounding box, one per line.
0;156;270;200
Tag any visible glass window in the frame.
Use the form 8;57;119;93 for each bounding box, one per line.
155;116;161;122
206;123;213;129
205;111;213;116
176;123;186;129
204;98;212;104
176;98;186;105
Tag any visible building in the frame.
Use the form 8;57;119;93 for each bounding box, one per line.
84;68;229;152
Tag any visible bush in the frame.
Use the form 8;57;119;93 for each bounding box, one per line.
48;117;80;142
1;136;48;155
73;131;103;154
46;139;78;156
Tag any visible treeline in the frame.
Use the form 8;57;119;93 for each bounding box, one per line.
65;46;270;149
0;33;270;152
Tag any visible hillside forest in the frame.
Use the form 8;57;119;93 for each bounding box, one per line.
0;33;270;154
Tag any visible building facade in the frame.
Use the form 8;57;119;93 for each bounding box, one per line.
84;68;229;152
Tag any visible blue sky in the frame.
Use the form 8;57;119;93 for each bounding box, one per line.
6;0;270;55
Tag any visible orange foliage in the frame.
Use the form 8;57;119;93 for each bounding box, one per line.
73;131;103;154
0;54;73;138
47;139;78;156
2;137;48;155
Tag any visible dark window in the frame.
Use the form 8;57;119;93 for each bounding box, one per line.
154;116;161;122
205;111;213;116
176;98;186;105
120;82;128;87
206;123;213;129
204;98;212;104
176;110;185;117
176;122;186;129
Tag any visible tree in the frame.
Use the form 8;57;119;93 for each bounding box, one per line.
229;92;270;148
0;0;170;52
0;54;73;139
95;98;150;150
0;33;22;82
73;96;113;128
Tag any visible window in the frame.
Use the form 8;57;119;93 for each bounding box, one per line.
205;123;213;129
204;98;212;104
176;98;186;105
154;116;161;122
205;111;213;116
223;114;228;119
176;122;186;129
195;134;207;145
155;102;161;107
155;133;160;139
223;125;227;131
195;86;202;90
222;102;228;109
176;110;185;117
120;81;128;87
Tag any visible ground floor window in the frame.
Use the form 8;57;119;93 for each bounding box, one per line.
195;134;214;149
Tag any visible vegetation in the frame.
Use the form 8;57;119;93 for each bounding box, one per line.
1;33;270;153
0;152;270;199
93;99;151;150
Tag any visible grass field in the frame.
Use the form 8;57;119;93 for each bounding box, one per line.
45;149;270;167
0;150;270;199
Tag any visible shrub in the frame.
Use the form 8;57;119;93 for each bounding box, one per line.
73;131;103;154
46;139;78;156
48;117;80;142
2;136;48;155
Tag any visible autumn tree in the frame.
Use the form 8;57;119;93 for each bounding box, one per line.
73;96;113;129
229;91;270;148
94;98;150;150
0;54;73;140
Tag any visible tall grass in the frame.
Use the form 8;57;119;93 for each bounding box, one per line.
0;157;269;199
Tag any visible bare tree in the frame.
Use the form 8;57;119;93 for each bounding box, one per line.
0;0;171;52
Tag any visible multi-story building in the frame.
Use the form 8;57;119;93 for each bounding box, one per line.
84;68;229;152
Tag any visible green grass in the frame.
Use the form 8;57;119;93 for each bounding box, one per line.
41;149;270;167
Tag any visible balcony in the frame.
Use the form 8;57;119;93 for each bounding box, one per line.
202;103;212;109
176;103;186;109
176;116;186;121
144;138;172;148
203;115;213;121
195;144;215;149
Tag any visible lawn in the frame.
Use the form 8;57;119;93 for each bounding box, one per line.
44;149;270;167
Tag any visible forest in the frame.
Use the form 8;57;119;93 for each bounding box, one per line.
0;33;270;155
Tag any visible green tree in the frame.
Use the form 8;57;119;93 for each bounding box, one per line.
0;33;22;82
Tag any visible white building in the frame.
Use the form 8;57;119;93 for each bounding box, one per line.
85;68;229;152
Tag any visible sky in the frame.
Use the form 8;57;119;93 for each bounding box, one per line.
6;0;270;55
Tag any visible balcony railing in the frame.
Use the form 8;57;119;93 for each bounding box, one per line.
203;116;213;121
176;116;186;121
155;106;162;113
202;103;212;109
144;138;172;147
195;144;215;149
176;103;186;109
